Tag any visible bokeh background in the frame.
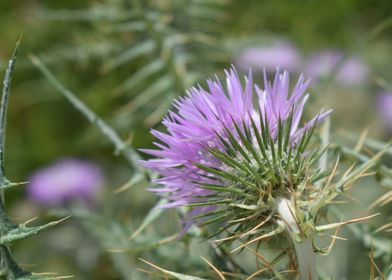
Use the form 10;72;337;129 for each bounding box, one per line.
0;0;391;279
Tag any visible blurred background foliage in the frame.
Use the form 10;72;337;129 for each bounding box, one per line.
0;0;392;279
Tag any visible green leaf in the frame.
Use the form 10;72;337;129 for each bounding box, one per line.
0;217;69;245
0;180;27;190
0;40;19;184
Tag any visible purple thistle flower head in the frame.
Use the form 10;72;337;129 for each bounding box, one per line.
142;67;331;235
377;91;392;132
234;42;302;73
28;158;104;206
305;50;369;87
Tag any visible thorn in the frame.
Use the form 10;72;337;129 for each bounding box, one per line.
239;213;273;238
354;128;369;152
316;219;344;256
245;267;270;280
231;225;284;253
201;256;225;280
368;190;392;210
316;213;380;232
22;216;38;227
369;246;386;280
139;258;170;275
373;222;392;233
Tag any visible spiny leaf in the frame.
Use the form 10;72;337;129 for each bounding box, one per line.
0;40;19;184
0;180;27;190
335;143;389;191
0;217;69;245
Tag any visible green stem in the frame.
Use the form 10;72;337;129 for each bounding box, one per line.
276;198;317;280
0;245;29;279
0;40;30;279
30;56;145;173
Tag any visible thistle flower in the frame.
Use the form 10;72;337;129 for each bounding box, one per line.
234;42;302;72
377;91;392;132
142;67;330;225
305;50;369;87
142;67;332;279
28;158;104;206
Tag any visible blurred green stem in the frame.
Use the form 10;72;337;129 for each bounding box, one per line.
30;56;145;173
0;246;29;279
0;41;30;279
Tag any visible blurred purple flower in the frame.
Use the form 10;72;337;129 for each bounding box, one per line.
234;42;302;72
377;91;392;132
28;159;104;206
305;50;369;86
141;67;331;230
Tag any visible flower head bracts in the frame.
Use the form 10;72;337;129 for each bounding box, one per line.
141;67;331;235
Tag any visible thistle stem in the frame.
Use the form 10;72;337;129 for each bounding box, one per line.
276;198;317;280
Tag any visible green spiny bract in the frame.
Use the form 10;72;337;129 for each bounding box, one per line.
192;112;326;242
